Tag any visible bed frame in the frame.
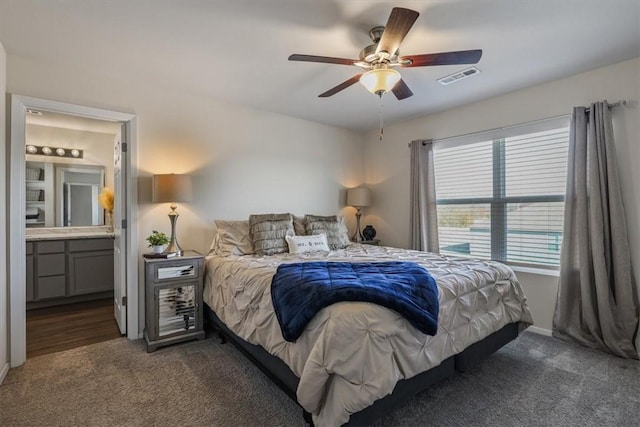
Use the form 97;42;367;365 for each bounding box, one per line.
204;304;520;426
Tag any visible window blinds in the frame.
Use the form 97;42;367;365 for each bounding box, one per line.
433;117;569;268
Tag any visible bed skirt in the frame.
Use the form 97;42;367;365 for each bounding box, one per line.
204;303;519;426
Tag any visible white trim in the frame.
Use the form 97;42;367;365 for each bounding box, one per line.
0;362;9;384
125;118;141;339
9;97;27;366
9;95;139;367
0;42;8;384
510;265;560;277
527;326;553;336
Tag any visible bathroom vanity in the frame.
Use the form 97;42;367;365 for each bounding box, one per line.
26;226;115;309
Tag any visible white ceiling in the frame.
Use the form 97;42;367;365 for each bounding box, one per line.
1;0;638;132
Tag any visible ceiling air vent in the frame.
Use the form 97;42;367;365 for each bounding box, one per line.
437;66;481;85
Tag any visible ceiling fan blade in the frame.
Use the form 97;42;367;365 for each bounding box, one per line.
392;78;413;100
318;74;363;97
288;54;357;66
376;8;419;56
400;49;483;67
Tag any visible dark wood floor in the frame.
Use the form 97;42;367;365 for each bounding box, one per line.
27;298;123;359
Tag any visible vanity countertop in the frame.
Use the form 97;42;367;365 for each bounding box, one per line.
26;226;115;241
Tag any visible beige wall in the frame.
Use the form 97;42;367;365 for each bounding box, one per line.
362;58;640;334
7;54;365;255
6;54;365;336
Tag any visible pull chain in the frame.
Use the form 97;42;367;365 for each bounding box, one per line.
379;93;384;141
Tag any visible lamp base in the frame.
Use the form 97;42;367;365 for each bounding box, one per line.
351;209;364;242
165;240;183;256
164;205;183;256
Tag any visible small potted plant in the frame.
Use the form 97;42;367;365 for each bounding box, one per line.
146;230;169;253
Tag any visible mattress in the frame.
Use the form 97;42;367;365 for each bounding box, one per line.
203;244;533;426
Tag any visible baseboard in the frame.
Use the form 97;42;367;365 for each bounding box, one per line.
0;361;9;385
528;326;553;336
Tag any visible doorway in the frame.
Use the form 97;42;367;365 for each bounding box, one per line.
9;95;139;367
24;109;119;358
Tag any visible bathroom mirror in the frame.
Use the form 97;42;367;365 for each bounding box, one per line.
24;110;118;229
55;164;105;227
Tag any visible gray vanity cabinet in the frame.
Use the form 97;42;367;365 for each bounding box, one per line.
26;237;114;308
68;239;114;295
34;240;67;300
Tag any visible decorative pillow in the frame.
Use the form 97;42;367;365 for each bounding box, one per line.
249;213;295;256
293;215;306;236
304;214;351;250
208;232;220;255
285;233;330;254
211;219;254;256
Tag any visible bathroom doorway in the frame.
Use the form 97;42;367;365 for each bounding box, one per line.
8;95;138;366
23;109;119;358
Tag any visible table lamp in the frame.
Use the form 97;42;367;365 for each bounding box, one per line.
152;173;193;256
346;187;371;242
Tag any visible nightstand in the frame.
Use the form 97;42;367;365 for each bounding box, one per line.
361;239;380;246
143;250;205;352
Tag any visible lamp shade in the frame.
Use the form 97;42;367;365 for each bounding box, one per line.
359;68;401;95
152;174;193;203
347;187;371;208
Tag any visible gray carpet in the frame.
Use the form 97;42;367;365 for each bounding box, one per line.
1;331;638;426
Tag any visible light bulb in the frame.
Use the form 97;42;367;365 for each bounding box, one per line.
26;145;37;154
71;149;80;158
56;148;66;156
41;146;52;155
359;68;401;95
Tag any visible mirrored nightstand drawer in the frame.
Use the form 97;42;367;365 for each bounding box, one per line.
146;254;202;284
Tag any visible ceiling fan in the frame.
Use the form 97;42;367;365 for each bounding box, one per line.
289;7;482;100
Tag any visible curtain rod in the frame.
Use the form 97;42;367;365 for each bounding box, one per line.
583;99;627;113
408;99;629;147
408;113;569;147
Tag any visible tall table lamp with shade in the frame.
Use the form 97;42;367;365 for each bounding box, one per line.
346;187;371;242
152;173;193;256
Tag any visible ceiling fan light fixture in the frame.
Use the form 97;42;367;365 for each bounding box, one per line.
359;68;401;96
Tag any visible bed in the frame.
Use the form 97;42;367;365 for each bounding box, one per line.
203;238;533;426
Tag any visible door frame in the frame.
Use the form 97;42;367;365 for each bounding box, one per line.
8;95;139;367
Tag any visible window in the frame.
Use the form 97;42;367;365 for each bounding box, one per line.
433;118;569;268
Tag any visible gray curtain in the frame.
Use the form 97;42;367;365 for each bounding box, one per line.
409;139;439;252
553;101;639;359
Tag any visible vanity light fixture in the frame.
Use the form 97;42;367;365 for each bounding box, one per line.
25;145;84;159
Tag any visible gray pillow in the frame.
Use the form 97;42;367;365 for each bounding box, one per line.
293;215;306;236
304;214;351;250
249;213;294;256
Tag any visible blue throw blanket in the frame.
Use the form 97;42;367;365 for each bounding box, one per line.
271;261;439;342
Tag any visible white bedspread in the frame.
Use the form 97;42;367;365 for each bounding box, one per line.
203;244;533;426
